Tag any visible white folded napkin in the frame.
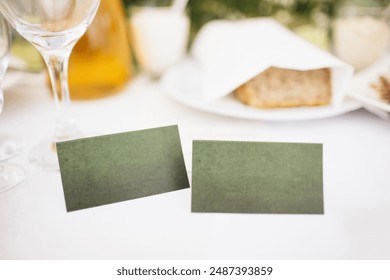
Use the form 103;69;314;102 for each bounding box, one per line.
191;18;354;106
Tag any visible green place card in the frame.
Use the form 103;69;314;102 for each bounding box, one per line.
191;141;323;214
57;125;190;212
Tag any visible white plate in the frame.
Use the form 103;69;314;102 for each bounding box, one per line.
161;58;362;121
347;53;390;112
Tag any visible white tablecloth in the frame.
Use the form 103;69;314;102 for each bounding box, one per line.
1;73;390;259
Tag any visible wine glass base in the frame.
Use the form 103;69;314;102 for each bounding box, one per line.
29;141;60;172
0;163;25;194
0;135;25;161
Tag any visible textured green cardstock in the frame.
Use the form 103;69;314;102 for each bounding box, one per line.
57;125;190;212
191;141;323;214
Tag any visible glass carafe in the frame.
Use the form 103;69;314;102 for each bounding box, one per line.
68;0;132;99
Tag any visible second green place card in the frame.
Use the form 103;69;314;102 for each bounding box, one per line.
191;141;324;214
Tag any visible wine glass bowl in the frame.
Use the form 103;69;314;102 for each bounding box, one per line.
0;0;100;171
0;17;8;91
0;15;25;193
0;0;100;51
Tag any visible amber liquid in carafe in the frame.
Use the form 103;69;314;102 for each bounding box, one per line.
67;0;132;99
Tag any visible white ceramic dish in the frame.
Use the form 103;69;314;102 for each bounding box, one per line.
161;58;362;121
347;53;390;112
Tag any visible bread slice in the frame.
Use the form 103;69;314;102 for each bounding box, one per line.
234;67;332;108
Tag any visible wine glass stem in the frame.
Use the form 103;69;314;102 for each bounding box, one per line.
41;50;78;142
0;87;3;114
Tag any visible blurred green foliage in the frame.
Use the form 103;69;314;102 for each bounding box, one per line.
123;0;335;37
123;0;336;46
122;0;389;47
187;0;337;37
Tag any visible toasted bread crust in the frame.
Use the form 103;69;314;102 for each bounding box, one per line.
234;67;332;108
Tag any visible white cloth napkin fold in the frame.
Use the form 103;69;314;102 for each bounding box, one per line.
191;18;354;105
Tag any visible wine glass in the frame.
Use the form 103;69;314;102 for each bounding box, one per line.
0;0;100;171
0;15;25;193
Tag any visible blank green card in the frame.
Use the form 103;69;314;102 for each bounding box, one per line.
57;125;190;212
191;141;323;214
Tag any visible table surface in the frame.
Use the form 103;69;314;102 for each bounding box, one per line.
1;72;390;260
